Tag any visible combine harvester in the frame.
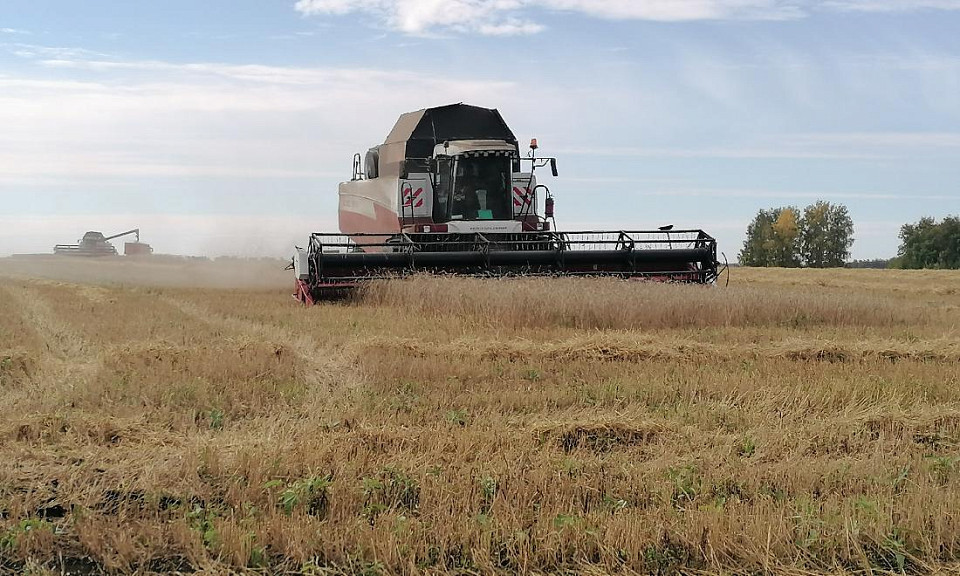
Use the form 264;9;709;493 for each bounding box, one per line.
293;104;719;304
54;229;153;257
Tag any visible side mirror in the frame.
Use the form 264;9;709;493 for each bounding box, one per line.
550;158;559;177
398;160;410;179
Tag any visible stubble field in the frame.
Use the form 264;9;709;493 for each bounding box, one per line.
1;257;959;574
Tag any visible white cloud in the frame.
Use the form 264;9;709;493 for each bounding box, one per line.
785;132;960;148
0;55;531;185
294;0;542;35
477;18;544;35
5;43;111;60
641;187;956;201
1;27;30;35
541;0;802;21
820;0;960;12
556;131;960;161
552;145;887;160
293;0;801;34
293;0;960;35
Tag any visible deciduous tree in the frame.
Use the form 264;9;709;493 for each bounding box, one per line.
739;207;802;267
799;201;854;268
740;202;854;267
739;209;777;266
896;215;960;269
771;207;802;268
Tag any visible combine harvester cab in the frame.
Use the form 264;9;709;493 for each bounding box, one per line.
294;103;719;304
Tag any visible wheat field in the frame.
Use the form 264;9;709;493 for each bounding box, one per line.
1;258;959;575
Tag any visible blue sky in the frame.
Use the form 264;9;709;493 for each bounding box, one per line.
1;0;958;259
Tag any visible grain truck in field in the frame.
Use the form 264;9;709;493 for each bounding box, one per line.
293;103;719;303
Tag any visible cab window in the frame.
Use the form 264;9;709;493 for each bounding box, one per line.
449;155;512;221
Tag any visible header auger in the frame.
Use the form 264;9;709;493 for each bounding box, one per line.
293;103;719;304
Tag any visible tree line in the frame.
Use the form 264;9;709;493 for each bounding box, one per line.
739;203;960;269
890;215;960;269
739;201;854;268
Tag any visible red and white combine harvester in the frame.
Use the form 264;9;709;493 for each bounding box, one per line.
293;103;719;304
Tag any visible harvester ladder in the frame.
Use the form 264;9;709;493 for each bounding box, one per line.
400;182;414;229
397;232;416;275
616;231;636;273
474;233;491;269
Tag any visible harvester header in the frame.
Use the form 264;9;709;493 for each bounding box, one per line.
293;103;719;303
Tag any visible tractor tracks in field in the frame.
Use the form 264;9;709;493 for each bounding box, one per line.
159;296;362;402
0;281;102;404
357;333;960;365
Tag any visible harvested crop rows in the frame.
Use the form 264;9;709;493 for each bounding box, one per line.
1;263;959;575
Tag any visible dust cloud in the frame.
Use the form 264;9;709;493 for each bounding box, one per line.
0;255;291;290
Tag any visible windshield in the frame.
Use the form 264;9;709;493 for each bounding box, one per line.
440;155;512;221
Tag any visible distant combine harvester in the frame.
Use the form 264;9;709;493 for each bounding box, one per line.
54;229;153;257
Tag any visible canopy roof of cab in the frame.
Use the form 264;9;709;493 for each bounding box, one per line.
384;103;518;159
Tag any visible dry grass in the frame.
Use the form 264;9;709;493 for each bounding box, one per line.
0;255;289;289
1;260;959;575
358;276;937;330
